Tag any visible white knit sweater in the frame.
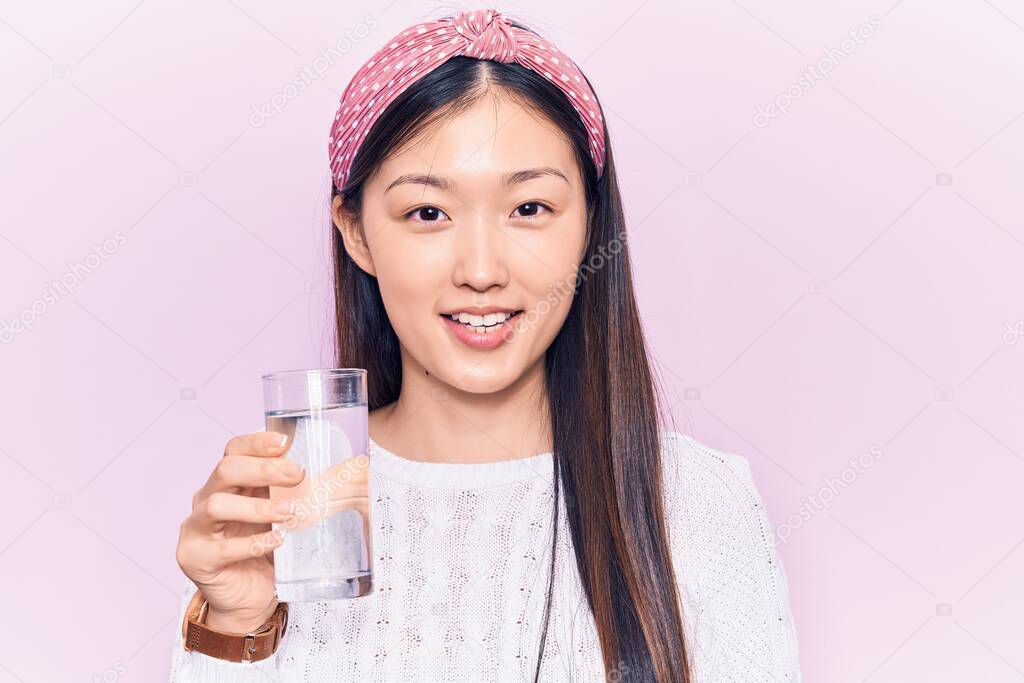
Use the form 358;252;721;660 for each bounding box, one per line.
168;430;801;681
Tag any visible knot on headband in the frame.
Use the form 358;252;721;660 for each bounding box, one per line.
328;8;606;189
457;9;518;63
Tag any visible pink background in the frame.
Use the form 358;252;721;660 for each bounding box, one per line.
2;1;1022;680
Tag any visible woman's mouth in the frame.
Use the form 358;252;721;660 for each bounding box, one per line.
440;310;523;349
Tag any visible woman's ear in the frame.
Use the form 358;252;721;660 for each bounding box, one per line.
332;194;376;277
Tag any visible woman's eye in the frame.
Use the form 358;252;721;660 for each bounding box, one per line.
405;206;450;223
512;202;551;219
404;203;550;223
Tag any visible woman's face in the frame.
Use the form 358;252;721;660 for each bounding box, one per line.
333;91;588;395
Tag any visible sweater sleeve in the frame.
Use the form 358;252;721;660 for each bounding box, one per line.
168;576;282;682
661;431;802;682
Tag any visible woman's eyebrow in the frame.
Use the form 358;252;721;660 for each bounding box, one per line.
502;167;569;186
384;167;568;194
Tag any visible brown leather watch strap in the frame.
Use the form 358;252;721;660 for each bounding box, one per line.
181;589;289;663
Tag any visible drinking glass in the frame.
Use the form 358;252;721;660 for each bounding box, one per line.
261;368;372;601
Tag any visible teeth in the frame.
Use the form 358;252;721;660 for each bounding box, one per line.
447;311;517;330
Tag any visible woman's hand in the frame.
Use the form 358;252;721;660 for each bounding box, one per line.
175;431;305;634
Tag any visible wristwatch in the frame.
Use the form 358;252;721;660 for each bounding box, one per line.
181;589;289;663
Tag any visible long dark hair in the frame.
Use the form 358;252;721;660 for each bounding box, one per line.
329;20;690;682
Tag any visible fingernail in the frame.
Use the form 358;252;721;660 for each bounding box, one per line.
278;434;289;448
272;500;294;515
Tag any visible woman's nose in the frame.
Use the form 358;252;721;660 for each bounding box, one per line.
451;214;510;291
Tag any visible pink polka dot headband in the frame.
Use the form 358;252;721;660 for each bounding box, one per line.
328;9;607;189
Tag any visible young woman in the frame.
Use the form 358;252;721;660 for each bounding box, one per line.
170;9;800;682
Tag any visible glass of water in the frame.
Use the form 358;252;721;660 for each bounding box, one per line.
261;368;372;602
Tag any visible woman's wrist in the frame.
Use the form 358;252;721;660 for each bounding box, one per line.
205;600;280;635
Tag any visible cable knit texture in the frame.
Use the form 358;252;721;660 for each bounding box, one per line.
168;430;801;681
